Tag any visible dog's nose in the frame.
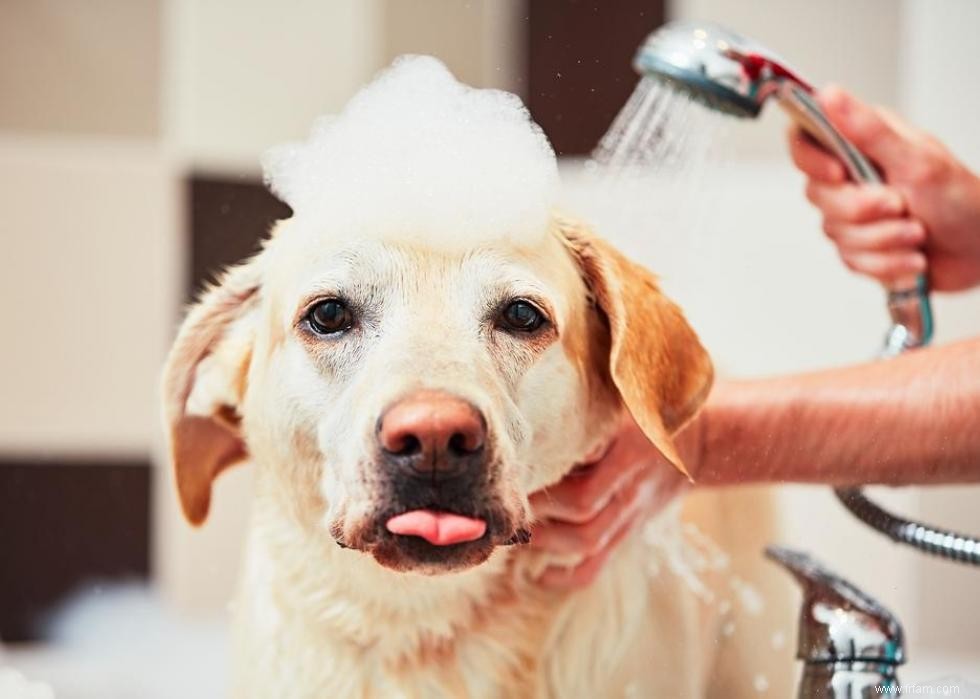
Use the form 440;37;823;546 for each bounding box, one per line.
378;391;486;476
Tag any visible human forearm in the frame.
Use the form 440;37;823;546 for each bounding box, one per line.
694;337;980;486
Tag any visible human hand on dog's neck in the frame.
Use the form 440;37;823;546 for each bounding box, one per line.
528;412;694;589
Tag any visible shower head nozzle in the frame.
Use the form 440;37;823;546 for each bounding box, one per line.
633;21;808;120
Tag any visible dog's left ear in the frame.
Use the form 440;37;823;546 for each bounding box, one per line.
161;257;262;525
558;220;714;479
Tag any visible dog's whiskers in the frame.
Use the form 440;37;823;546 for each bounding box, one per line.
503;528;532;546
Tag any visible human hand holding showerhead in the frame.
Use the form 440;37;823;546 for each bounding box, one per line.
788;85;980;292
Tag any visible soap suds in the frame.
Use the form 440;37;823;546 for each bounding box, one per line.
730;576;765;616
770;630;786;650
263;56;559;248
0;669;53;699
642;508;730;604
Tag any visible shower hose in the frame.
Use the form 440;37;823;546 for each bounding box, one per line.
833;289;980;567
834;487;980;566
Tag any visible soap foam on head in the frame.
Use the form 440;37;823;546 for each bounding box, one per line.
263;56;559;248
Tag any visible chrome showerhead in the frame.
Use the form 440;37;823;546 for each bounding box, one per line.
633;21;806;120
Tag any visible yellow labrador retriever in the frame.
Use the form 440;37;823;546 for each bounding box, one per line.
162;58;791;698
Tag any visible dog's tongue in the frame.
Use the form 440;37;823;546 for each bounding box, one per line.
386;510;487;546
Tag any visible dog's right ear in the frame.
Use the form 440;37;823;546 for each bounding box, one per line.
556;219;713;480
161;258;262;526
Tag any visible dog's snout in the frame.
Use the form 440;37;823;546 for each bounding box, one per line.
378;391;486;475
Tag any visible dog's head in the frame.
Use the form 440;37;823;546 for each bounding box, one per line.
160;57;712;575
162;217;712;573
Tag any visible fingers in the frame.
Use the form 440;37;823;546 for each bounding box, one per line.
805;180;905;223
529;414;691;590
816;206;927;285
529;439;644;524
817;84;913;170
787;127;845;184
839;249;927;283
530;471;649;556
535;515;634;590
823;218;926;252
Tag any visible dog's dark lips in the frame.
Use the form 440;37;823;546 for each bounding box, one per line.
374;528;495;572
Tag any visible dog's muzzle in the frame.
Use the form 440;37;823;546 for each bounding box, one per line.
336;390;530;572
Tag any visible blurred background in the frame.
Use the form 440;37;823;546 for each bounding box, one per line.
1;0;978;696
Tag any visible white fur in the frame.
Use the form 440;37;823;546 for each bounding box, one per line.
173;223;792;698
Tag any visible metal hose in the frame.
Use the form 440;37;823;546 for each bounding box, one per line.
835;487;980;566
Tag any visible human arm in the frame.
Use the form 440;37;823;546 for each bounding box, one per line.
695;336;980;486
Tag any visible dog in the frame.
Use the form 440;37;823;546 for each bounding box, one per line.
162;57;792;698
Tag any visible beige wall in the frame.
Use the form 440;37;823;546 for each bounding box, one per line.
166;0;385;173
899;0;980;656
382;0;525;95
0;137;178;455
0;0;173;457
0;0;162;138
165;0;524;174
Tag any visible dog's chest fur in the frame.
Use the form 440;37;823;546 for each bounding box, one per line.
228;500;722;699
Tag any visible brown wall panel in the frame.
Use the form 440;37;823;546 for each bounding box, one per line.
188;176;292;299
527;0;665;156
0;460;150;642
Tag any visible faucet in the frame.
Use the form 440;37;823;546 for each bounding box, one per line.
766;546;905;698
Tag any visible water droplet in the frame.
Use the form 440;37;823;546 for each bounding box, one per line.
730;576;765;616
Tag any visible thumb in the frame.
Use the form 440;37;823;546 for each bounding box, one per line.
818;85;911;171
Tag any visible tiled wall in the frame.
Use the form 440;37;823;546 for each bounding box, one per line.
0;1;177;637
2;0;978;665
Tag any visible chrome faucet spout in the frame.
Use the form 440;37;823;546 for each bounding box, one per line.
766;546;905;698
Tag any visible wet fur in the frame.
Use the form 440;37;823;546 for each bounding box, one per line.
162;217;792;697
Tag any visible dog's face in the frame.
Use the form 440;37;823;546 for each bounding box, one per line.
162;218;712;574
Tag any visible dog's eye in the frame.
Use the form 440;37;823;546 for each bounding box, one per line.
307;299;354;335
499;300;546;333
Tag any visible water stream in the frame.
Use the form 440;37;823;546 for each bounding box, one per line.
581;77;736;266
594;77;723;171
